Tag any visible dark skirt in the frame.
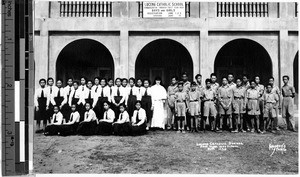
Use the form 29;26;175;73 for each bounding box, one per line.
44;125;60;135
58;123;79;136
113;122;131;136
94;97;108;119
47;103;54;123
127;95;137;118
131;123;147;136
35;97;47;124
77;121;97;136
141;95;152;123
97;121;113;135
113;96;123;121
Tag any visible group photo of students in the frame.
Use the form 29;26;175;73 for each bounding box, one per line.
34;71;297;136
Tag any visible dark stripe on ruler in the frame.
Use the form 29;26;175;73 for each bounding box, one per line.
15;0;20;81
15;122;20;165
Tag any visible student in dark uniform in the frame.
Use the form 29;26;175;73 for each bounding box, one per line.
122;78;128;88
126;77;138;118
106;78;114;110
64;78;74;119
44;105;63;136
52;79;68;119
34;79;48;133
58;104;80;136
77;102;98;135
97;101;115;135
93;78;110;119
79;77;87;92
131;101;147;136
82;80;94;106
112;78;126;120
113;104;131;136
141;79;152;130
68;81;84;121
136;78;143;101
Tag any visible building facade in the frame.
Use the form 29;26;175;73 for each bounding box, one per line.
34;1;299;103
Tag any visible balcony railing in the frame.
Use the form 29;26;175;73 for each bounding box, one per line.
217;2;269;17
59;1;112;17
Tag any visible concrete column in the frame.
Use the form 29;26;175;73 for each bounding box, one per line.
279;30;292;89
119;30;129;78
279;2;288;18
200;30;210;82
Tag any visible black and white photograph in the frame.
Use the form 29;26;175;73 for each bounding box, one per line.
32;0;298;174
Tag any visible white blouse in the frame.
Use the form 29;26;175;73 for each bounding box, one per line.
115;111;130;123
102;108;115;123
65;111;80;124
51;112;63;125
83;109;97;122
132;108;146;126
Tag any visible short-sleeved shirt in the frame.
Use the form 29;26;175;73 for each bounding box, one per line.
211;83;219;93
263;92;278;103
271;85;281;96
167;85;178;96
247;89;260;99
232;86;246;98
175;91;188;102
282;85;295;97
255;84;264;97
217;85;232;99
228;82;236;89
196;83;204;95
189;91;200;101
203;88;216;100
183;81;191;93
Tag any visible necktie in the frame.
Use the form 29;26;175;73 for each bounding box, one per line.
101;87;104;97
105;111;108;120
54;114;57;123
70;113;73;122
136;111;139;123
139;88;140;93
82;86;84;91
120;113;123;121
41;89;44;98
117;87;120;96
110;87;112;96
73;90;76;99
95;86;98;93
130;88;133;95
145;88;148;96
50;87;52;94
88;90;91;99
69;87;71;95
86;112;89;119
57;89;61;97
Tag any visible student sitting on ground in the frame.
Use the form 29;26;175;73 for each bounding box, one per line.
97;101;115;135
77;102;98;136
58;104;80;136
131;101;147;136
113;104;131;136
44;105;63;136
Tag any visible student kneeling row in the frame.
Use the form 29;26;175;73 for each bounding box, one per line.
44;101;147;136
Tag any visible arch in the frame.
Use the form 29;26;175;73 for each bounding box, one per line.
56;39;114;83
135;38;193;86
294;51;299;92
214;38;272;85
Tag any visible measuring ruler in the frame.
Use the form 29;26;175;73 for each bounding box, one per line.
2;0;32;175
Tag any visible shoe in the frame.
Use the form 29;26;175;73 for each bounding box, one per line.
216;129;222;133
182;130;186;134
176;130;181;133
232;130;238;133
250;129;255;133
271;130;276;133
247;128;250;132
186;127;190;131
257;130;263;134
275;127;280;131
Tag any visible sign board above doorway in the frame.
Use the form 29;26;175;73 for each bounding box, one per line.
143;2;186;18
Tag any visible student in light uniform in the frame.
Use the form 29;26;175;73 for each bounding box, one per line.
242;74;250;90
93;78;110;119
81;80;94;106
63;78;74;118
232;78;247;132
97;101;115;135
113;104;131;136
136;78;144;101
228;73;236;89
210;73;220;93
106;78;114;104
246;80;262;133
268;77;281;131
34;79;49;133
112;78;126;120
175;82;189;133
131;101;147;136
122;78;128;88
254;76;265;131
188;82;201;132
281;75;296;132
181;72;191;130
195;74;204;130
167;76;178;130
91;77;101;94
140;79;153;130
79;77;87;92
44;105;63;136
51;79;68;119
45;77;58;122
202;79;217;132
262;84;279;133
77;102;98;135
68;81;84;121
126;77;139;118
150;76;167;130
217;77;233;132
58;104;80;136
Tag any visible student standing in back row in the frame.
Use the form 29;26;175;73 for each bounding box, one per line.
254;76;265;131
188;82;201;132
126;78;138;118
167;76;178;130
34;79;48;133
232;78;247;132
68;81;84;121
175;82;189;133
45;77;57;122
246;80;261;133
202;79;217;132
93;78;110;119
195;74;204;130
140;79;152;130
51;79;68;118
112;78;126;119
281;75;296;132
268;77;281;131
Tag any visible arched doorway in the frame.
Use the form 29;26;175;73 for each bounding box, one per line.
135;39;193;86
56;39;114;83
294;51;298;106
214;39;272;85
